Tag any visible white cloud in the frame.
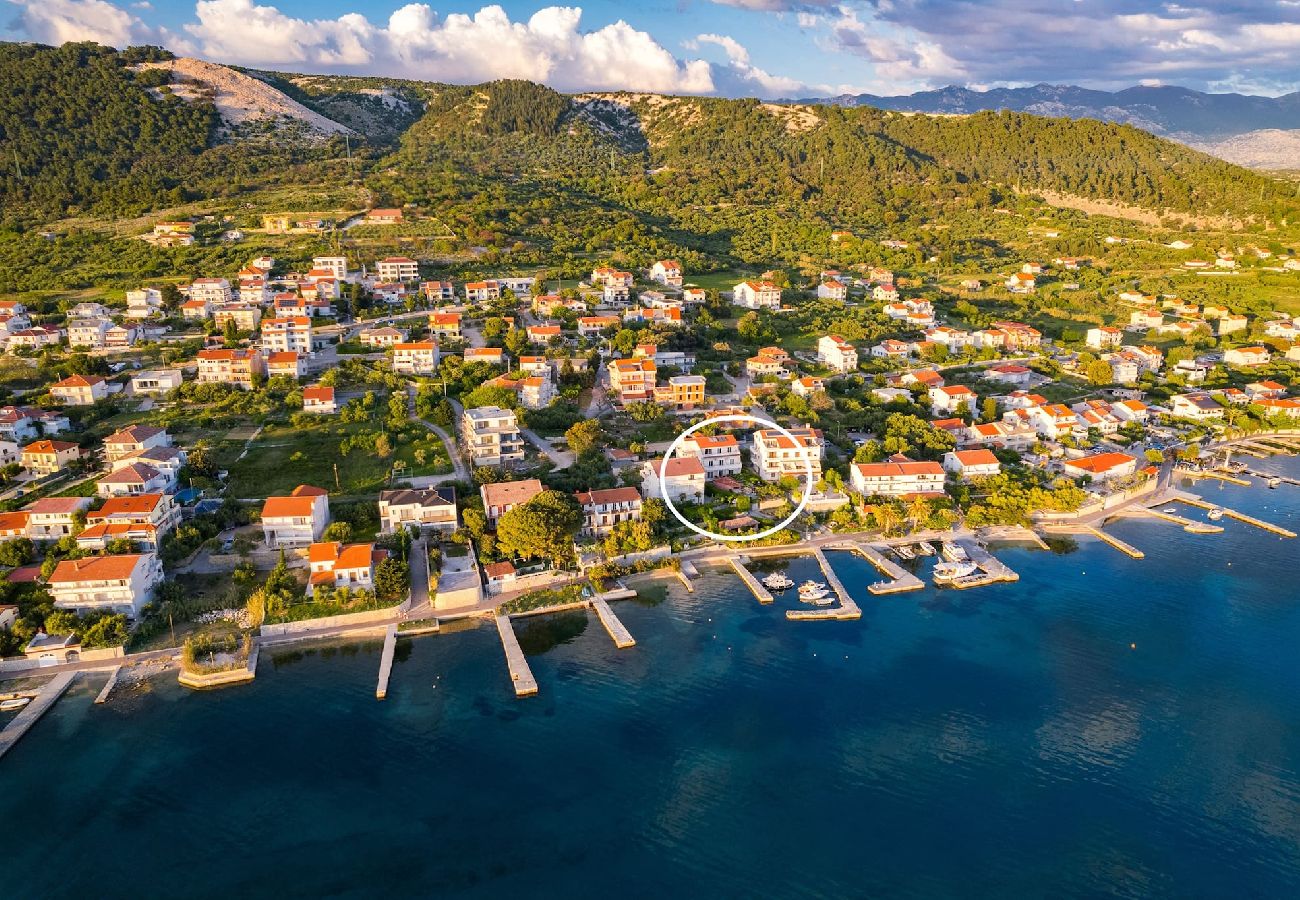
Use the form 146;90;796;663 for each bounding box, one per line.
691;32;810;95
827;6;965;92
180;1;714;93
8;0;177;47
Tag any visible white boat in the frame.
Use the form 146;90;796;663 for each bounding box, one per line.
940;542;968;562
1207;507;1225;520
798;581;832;603
0;697;31;712
933;561;979;584
916;541;936;556
893;545;916;560
1268;477;1282;489
762;572;794;591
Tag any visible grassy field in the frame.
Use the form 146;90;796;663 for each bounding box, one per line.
224;417;451;498
683;270;755;292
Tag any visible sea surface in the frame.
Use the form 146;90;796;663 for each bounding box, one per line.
4;457;1300;898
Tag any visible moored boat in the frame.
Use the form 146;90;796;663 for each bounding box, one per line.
940;541;968;562
798;581;832;604
916;541;936;556
0;697;32;712
933;561;979;584
1207;507;1225;520
762;572;794;591
893;545;916;560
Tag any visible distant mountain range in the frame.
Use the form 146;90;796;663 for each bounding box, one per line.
795;84;1300;170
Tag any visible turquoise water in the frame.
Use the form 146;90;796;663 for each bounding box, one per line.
3;459;1300;898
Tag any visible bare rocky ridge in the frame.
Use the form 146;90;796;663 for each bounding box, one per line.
1188;129;1300;172
141;57;353;138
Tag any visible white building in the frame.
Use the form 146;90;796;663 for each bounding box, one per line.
817;335;858;373
378;487;458;535
642;457;706;504
392;342;440;375
943;449;1001;480
261;486;331;548
679;433;742;477
376;257;420;282
850;458;946;497
733;281;782;309
262;316;313;355
462;406;525;467
750;427;823;484
48;553;164;618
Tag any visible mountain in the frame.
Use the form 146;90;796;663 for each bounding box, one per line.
797;83;1300;169
1;42;1296;230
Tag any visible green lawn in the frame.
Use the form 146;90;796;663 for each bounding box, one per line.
224;417;451;498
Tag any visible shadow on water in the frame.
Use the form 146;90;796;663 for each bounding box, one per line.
1043;535;1080;555
268;639;378;670
515;611;588;655
630;584;667;607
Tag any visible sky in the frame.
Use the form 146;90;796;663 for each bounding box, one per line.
4;1;1300;99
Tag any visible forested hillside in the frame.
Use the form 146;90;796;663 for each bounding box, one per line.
0;43;216;217
1;44;1296;230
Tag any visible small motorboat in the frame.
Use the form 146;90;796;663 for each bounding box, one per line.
798;581;832;604
762;572;794;592
940;542;968;562
933;561;979;584
0;697;31;712
893;545;916;560
916;541;936;556
1268;477;1282;489
1207;507;1225;520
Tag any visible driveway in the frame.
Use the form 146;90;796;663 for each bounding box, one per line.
521;428;575;469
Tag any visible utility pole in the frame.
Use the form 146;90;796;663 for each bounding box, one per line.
13;149;22;180
333;461;341;492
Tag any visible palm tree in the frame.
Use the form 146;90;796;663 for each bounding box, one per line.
872;505;902;537
906;497;932;534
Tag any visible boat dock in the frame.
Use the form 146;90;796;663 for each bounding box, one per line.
729;555;774;604
0;672;76;761
1185;470;1252;486
1177;499;1296;537
495;615;538;697
1043;524;1145;558
94;666;121;704
590;598;636;648
786;548;861;621
1244;468;1300;488
375;624;397;700
1134;507;1224;534
846;543;925;595
946;541;1022;589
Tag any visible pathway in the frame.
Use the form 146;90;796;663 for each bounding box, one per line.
521;428;574;469
407;385;468;481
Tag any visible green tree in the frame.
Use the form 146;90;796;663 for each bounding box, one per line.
495;490;582;565
1085;359;1114;385
565;419;603;455
0;537;34;567
322;521;354;543
374;557;410;603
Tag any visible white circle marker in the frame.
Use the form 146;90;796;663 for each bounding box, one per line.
657;413;816;542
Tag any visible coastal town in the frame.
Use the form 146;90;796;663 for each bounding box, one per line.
0;201;1297;716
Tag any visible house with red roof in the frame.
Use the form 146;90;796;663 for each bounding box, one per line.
50;374;108;406
943;449;1001;480
307;542;388;596
261;485;330;548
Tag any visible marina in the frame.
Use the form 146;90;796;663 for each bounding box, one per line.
785;548;861;621
1043;523;1146;558
847;542;926;595
1176;498;1297;537
729;555;774;604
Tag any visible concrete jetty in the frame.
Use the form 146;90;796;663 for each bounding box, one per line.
948;540;1021;589
1178;498;1296;537
786;548;861;621
1185;470;1252;486
848;543;925;595
375;624;397;700
1133;507;1224;534
1043;524;1145;558
1244;468;1300;488
590;598;636;648
729;555;774;604
0;672;76;761
495;615;538;697
94;666;122;704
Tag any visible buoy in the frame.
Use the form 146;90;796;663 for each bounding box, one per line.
1130;643;1136;650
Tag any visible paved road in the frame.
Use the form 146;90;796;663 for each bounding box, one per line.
521;427;575;469
407;385;468;481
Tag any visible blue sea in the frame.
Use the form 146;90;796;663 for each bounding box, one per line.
3;458;1300;898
